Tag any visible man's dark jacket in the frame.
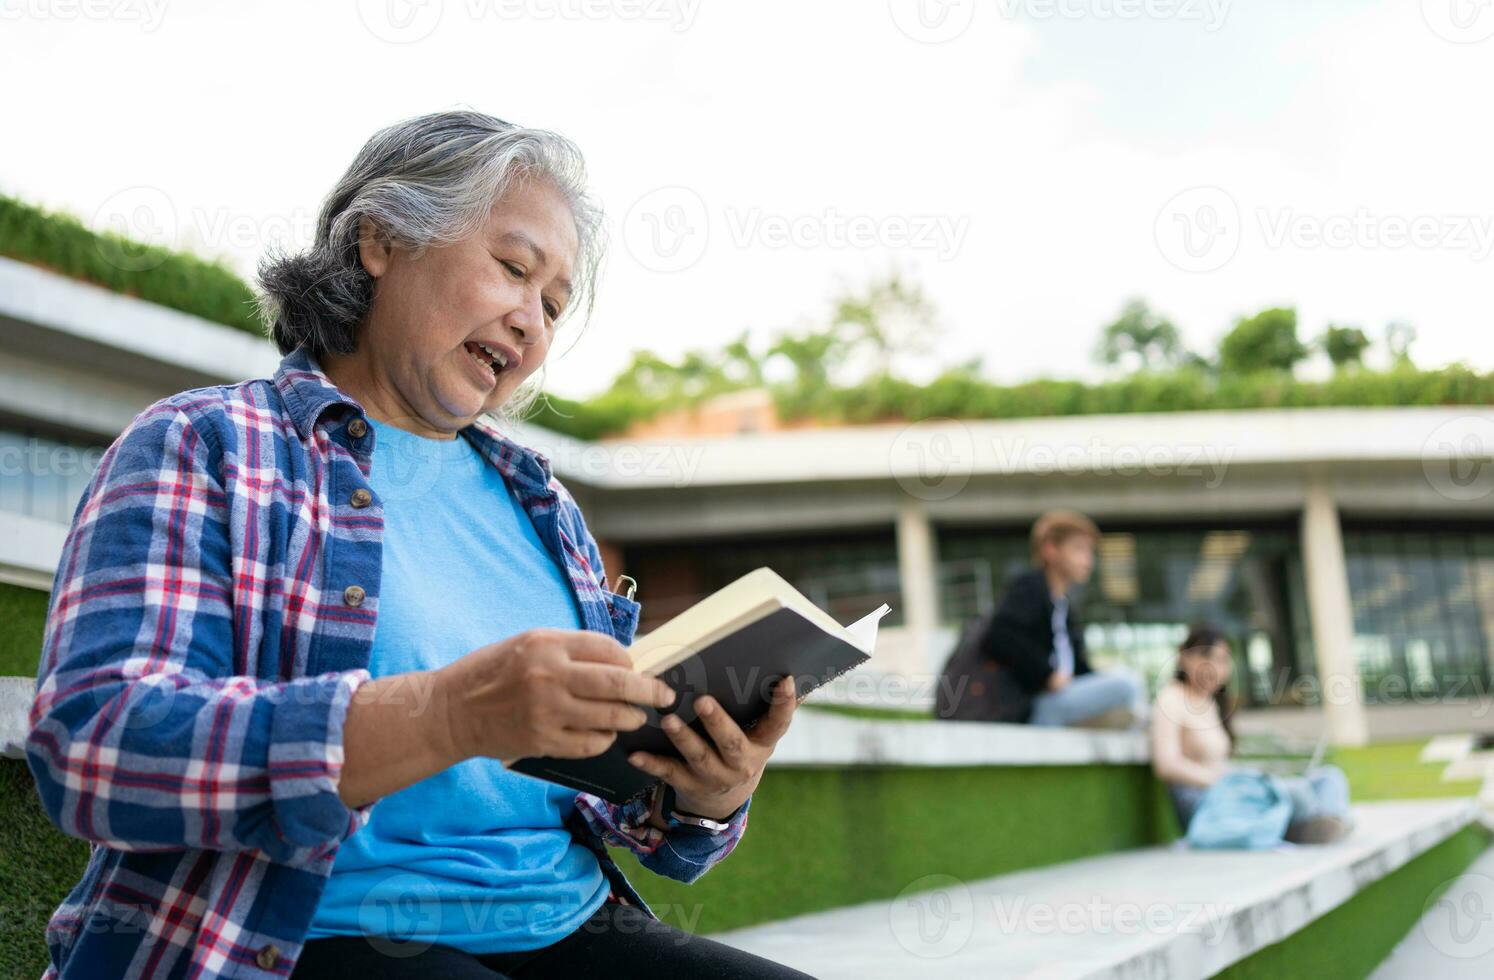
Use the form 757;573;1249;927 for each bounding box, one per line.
936;568;1092;723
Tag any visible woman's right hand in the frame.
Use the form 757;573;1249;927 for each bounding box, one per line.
435;628;676;763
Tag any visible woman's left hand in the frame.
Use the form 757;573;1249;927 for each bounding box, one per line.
628;675;798;823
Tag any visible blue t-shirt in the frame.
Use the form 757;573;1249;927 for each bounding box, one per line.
308;418;607;953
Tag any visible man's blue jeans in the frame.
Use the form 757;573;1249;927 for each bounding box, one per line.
1028;669;1143;727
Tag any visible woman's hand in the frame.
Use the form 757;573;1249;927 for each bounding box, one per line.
627;675;799;823
436;628;676;763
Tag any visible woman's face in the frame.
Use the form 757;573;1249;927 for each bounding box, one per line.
352;177;578;435
1181;640;1234;692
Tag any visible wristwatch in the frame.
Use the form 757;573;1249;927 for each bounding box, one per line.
656;784;734;834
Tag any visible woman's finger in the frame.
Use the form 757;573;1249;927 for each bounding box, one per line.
627;750;691;788
749;675;798;746
660;712;733;784
693;696;753;770
563;696;649;733
566;662;675;708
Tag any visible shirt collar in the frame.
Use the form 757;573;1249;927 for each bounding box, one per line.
270;346;556;493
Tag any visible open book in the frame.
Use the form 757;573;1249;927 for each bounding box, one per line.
509;567;890;805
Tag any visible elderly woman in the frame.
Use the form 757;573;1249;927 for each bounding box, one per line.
27;111;808;979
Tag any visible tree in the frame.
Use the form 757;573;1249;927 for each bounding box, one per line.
1218;307;1308;375
1094;299;1184;372
1385;321;1417;367
1320;325;1371;369
827;271;939;378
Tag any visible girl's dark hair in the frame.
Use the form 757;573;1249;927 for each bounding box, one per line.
1175;623;1235;748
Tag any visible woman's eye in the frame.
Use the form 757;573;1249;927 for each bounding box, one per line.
543;302;560;321
501;260;526;279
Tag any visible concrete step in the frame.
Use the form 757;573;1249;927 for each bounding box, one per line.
1372;838;1494;978
712;799;1481;980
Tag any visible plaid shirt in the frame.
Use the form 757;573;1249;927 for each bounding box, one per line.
26;348;748;979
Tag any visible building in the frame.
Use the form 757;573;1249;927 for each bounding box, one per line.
3;256;1493;744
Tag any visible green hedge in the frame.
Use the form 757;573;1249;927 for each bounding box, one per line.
1216;823;1492;980
530;364;1494;440
0;583;47;678
0;761;90;980
616;763;1177;935
0;193;264;336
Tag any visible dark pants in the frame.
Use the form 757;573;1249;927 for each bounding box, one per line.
291;900;811;980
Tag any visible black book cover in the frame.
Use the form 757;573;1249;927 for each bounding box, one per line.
509;607;870;805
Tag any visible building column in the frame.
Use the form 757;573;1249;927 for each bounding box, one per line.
1300;477;1369;746
895;497;942;673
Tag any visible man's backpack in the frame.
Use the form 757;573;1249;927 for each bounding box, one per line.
934;610;1034;723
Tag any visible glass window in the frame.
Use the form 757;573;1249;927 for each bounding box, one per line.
0;427;106;524
938;523;1304;707
1343;524;1494;703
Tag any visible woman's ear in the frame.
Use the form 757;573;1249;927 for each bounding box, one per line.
357;216;393;278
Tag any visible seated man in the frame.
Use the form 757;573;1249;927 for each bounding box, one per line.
982;510;1142;727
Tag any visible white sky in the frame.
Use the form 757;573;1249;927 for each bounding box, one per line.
2;0;1491;398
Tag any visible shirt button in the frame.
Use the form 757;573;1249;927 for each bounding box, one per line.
255;944;280;969
350;488;373;508
343;585;366;607
347;418;369;439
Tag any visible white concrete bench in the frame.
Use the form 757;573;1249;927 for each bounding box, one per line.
712;798;1485;980
776;708;1150;768
1;675;30;759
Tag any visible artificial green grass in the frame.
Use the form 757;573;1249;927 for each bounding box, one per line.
0;761;91;980
1327;740;1485;801
0;582;48;678
1215;823;1492;980
0;192;264;336
614;763;1179;934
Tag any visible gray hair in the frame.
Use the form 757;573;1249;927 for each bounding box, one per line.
257;109;605;412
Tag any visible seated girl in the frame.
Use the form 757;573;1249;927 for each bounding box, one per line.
1151;624;1353;845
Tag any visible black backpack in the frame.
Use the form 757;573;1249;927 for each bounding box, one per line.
934;610;1034;723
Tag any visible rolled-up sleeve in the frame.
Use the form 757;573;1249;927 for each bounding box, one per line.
575;791;750;884
25;403;373;863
